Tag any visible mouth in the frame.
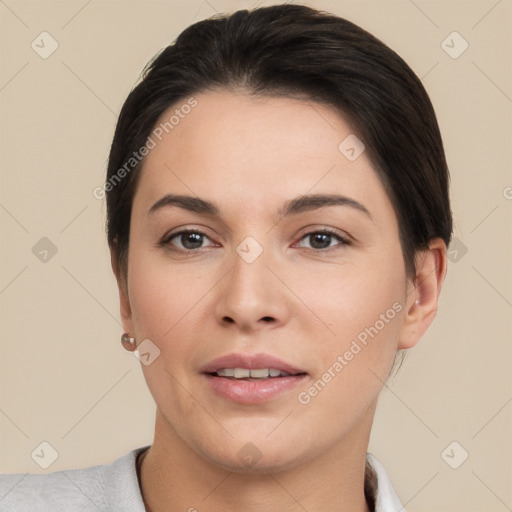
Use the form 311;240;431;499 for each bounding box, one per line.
200;353;308;404
210;367;300;380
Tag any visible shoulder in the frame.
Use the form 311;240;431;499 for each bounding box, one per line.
366;453;406;512
0;445;149;512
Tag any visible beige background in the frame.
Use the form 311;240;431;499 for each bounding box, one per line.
1;0;511;510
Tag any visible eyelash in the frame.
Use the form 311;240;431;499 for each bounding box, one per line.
160;228;351;254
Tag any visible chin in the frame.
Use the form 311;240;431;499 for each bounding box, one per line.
195;432;315;475
208;449;306;475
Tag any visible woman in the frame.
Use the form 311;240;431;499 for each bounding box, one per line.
0;3;451;511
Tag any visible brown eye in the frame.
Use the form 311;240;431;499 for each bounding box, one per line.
162;230;214;251
296;230;350;250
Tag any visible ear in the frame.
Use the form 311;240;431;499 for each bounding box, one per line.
110;246;134;334
397;238;448;350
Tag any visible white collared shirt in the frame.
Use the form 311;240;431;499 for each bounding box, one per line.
0;446;406;511
367;453;406;511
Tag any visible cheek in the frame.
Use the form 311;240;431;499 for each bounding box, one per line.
292;253;405;405
127;248;209;340
292;248;405;342
126;251;211;410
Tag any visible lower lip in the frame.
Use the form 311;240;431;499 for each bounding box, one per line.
203;374;307;404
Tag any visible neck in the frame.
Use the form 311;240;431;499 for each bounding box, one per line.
140;404;376;512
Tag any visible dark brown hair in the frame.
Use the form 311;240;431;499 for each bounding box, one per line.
105;3;452;286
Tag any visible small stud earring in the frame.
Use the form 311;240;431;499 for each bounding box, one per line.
121;332;137;352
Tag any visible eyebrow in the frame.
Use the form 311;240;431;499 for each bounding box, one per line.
148;193;373;221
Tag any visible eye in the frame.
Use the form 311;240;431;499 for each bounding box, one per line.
295;229;350;251
161;229;216;252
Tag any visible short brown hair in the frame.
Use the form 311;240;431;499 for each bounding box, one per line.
105;4;453;284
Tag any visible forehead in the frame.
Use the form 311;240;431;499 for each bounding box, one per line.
144;89;356;174
132;89;396;227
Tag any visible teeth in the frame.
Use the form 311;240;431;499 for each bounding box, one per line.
216;368;235;377
215;368;291;378
250;368;270;378
234;368;250;378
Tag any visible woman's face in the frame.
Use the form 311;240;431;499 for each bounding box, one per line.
120;89;417;471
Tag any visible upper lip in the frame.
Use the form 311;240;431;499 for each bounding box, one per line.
200;353;307;375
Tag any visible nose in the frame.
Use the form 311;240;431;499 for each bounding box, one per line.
214;242;291;333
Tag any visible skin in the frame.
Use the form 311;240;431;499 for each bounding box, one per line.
111;89;447;512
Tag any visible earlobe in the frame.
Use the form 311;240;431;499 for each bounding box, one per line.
110;247;133;333
397;238;447;350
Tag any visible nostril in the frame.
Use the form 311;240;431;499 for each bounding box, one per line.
222;316;274;324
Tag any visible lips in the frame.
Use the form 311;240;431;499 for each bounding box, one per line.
200;353;306;376
200;353;308;405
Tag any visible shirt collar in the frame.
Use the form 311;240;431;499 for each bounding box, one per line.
367;453;406;512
